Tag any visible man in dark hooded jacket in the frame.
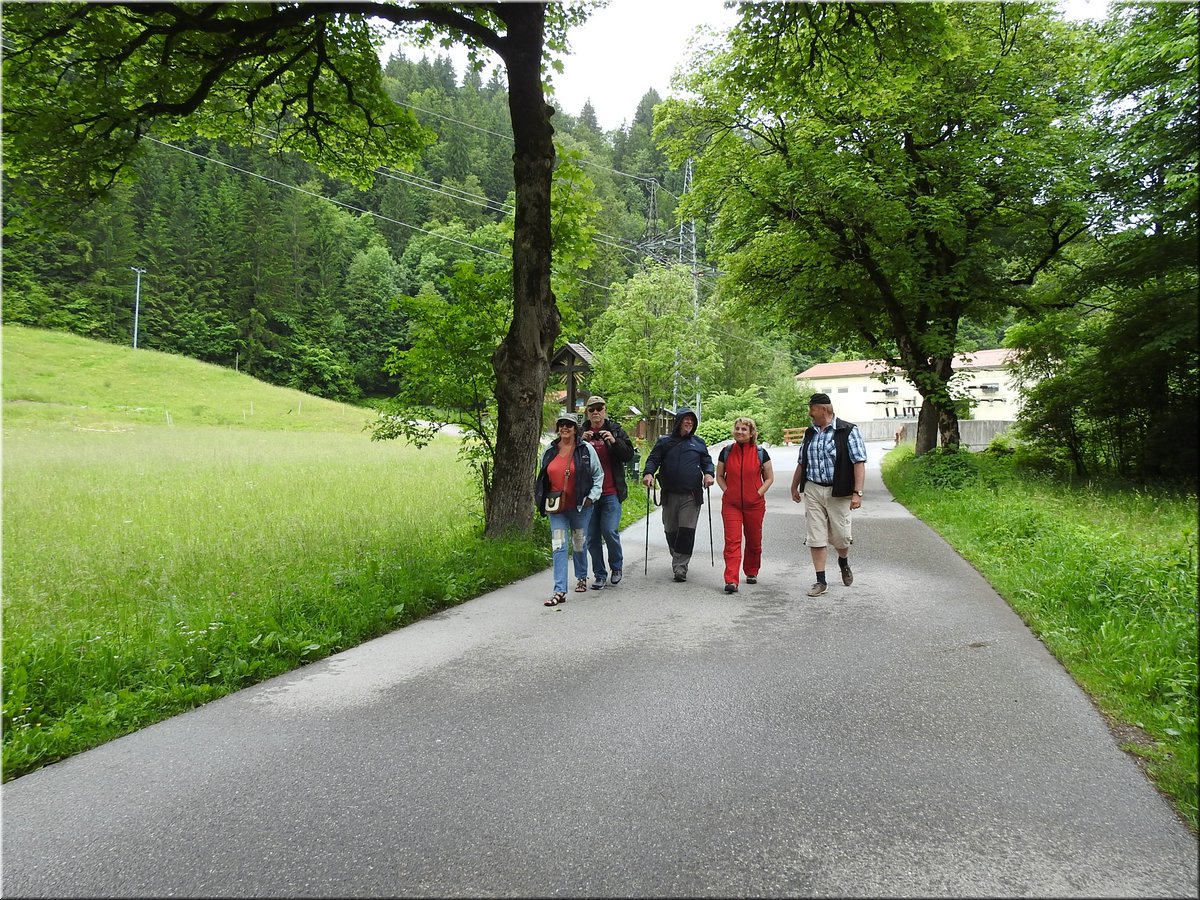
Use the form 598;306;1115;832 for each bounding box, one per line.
641;407;716;582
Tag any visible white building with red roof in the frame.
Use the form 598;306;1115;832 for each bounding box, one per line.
796;349;1023;424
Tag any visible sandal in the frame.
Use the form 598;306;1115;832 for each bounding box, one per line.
544;591;567;607
575;578;588;593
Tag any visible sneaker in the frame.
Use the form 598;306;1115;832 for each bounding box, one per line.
673;571;687;583
807;581;828;597
591;576;607;590
610;570;623;585
745;576;757;584
841;566;853;586
724;583;738;594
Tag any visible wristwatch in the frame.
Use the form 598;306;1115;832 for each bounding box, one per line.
853;491;863;496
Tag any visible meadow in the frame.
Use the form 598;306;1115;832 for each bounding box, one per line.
2;328;560;779
883;445;1199;831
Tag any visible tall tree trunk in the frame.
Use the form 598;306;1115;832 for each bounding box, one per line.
915;397;962;454
912;354;962;455
937;405;961;451
915;398;939;455
487;3;559;538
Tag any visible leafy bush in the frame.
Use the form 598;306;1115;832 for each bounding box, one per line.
696;416;733;445
912;447;980;490
982;432;1018;457
763;376;814;444
699;386;770;445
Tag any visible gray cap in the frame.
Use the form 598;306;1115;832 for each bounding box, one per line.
554;412;580;428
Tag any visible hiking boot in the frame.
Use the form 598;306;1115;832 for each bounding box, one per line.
724;583;738;594
591;576;606;590
745;576;757;584
610;570;623;585
807;581;828;597
673;571;687;583
841;566;853;586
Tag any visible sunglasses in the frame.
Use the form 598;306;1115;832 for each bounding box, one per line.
587;405;605;411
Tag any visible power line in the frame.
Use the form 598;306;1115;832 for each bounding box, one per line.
391;96;679;197
7;35;682;205
395;98;512;140
246;124;648;263
10;40;687;292
144;136;506;258
375;168;513;216
9;42;689;283
145;136;624;294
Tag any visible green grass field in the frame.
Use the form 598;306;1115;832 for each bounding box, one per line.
2;326;557;779
3;324;373;433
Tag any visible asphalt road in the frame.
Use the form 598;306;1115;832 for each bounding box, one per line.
3;441;1196;898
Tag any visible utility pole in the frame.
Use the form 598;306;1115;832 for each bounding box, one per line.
130;266;147;349
680;159;701;419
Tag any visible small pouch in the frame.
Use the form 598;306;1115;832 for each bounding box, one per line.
544;463;570;514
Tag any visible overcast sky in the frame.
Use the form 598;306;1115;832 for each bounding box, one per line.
385;1;1115;133
550;0;738;131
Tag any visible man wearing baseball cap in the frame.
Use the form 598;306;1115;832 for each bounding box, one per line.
788;392;867;597
581;395;635;590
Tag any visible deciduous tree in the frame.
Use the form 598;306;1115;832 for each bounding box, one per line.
656;1;1097;454
589;264;719;437
1007;2;1198;480
2;0;592;537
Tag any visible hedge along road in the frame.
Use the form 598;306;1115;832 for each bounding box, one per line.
3;441;1196;898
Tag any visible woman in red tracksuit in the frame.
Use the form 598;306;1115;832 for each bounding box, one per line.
715;417;775;593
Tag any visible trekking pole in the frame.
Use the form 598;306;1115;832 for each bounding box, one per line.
644;481;651;575
707;483;714;566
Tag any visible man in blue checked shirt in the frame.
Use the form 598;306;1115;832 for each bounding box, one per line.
789;392;868;597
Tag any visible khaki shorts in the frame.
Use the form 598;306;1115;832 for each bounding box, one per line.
804;482;853;550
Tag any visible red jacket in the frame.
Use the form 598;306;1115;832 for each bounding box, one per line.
719;441;768;508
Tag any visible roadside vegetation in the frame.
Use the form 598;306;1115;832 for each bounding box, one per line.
1;328;645;781
883;443;1198;831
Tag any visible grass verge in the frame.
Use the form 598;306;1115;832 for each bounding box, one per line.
1;427;551;779
882;445;1198;831
2;426;650;782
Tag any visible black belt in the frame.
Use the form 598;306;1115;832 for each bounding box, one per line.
808;481;833;486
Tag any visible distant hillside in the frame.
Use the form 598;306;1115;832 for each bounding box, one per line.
2;326;376;433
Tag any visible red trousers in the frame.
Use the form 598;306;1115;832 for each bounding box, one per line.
721;501;765;586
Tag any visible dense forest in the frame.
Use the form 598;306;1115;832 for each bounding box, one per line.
2;50;693;400
3;2;1196;484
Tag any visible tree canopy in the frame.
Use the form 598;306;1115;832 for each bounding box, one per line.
589;263;719;430
1006;1;1198;480
2;1;594;537
656;1;1098;454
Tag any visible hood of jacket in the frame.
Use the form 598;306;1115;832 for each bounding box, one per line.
672;407;699;437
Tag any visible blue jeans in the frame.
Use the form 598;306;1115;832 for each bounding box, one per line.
587;493;624;580
549;504;593;593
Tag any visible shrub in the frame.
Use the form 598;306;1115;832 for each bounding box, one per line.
696;416;733;445
913;447;980;490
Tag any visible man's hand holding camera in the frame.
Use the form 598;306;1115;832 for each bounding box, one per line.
585;428;614;445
